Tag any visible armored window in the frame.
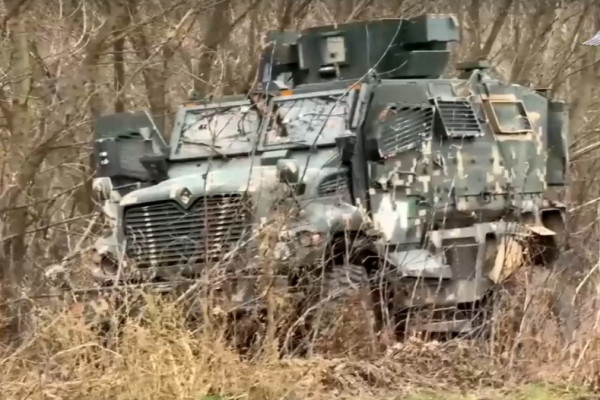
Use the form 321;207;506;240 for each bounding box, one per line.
486;100;532;134
175;104;261;157
263;95;346;149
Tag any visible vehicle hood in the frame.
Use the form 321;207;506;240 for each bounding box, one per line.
119;149;342;208
120;158;276;207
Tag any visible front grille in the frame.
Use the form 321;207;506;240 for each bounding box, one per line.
124;194;252;268
436;98;482;138
442;237;479;280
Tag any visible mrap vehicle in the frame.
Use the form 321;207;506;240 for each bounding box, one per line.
89;14;569;338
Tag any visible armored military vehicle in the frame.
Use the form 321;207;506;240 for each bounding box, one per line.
89;13;569;340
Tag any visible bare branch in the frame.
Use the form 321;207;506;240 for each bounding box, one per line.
0;0;31;33
479;0;513;58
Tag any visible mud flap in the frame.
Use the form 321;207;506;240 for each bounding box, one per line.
487;224;556;284
487;236;525;284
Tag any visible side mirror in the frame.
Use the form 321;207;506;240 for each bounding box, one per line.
276;159;300;184
93;138;149;181
140;154;169;183
93;132;170;184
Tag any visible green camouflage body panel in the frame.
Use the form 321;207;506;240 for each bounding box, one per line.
90;14;569;317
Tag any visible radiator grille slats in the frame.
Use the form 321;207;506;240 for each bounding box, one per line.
125;215;244;232
379;105;434;156
317;173;348;197
124;194;251;268
126;227;248;248
436;99;482;138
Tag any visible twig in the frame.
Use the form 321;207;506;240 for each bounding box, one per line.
569;196;600;213
44;214;99;284
0;214;95;243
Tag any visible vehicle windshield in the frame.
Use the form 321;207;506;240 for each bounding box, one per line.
175;104;261;158
263;95;346;149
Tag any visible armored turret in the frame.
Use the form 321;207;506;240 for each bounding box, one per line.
257;14;460;89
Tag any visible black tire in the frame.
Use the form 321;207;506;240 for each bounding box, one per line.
323;263;370;301
315;263;379;351
540;211;567;267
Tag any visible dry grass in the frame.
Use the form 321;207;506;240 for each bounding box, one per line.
1;195;596;400
1;259;600;400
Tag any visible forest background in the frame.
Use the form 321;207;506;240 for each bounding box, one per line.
1;0;600;399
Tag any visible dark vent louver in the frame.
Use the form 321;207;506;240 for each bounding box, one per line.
379;105;434;156
436;99;482;138
442;237;479;280
124;194;252;269
318;173;348;197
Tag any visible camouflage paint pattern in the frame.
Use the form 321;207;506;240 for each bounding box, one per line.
90;14;569;332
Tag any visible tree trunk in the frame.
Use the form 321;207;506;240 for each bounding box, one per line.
2;13;34;282
128;27;169;134
192;0;231;98
113;26;126;113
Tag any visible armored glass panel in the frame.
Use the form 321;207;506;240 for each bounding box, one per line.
490;101;532;133
176;105;260;157
264;96;346;148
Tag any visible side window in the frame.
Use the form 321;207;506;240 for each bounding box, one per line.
263;96;346;148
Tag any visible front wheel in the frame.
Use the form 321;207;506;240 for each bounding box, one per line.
310;263;379;355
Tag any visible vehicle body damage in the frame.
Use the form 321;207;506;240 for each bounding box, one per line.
88;14;569;338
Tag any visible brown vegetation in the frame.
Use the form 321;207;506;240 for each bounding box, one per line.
1;0;600;398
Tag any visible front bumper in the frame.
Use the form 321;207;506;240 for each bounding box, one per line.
89;225;329;311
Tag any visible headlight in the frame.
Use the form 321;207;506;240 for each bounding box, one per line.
100;254;119;275
296;231;324;247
